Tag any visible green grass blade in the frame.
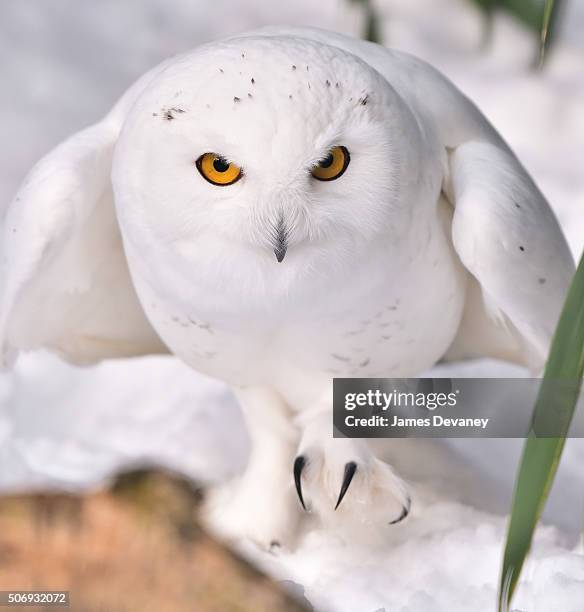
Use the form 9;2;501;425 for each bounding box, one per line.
498;250;584;612
538;0;560;66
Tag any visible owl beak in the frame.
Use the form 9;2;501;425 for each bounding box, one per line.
272;217;288;263
274;242;287;263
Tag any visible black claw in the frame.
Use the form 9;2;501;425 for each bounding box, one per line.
334;461;358;510
389;495;411;525
294;455;307;511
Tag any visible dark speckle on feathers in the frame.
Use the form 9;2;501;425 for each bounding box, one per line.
331;354;350;363
188;317;214;335
162;107;185;121
291;65;296;70
233;96;240;103
344;329;364;337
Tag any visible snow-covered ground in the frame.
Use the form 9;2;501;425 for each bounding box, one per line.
1;1;584;610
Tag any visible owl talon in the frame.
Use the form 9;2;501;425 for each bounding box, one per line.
389;495;411;524
334;461;357;510
293;455;307;511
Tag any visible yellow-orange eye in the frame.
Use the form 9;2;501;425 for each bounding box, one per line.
196;153;242;186
311;146;350;181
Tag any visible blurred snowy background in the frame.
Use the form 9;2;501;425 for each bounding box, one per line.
1;0;584;610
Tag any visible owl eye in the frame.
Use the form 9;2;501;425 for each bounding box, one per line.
196;153;242;186
311;146;350;181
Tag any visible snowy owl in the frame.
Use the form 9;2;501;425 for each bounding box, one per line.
0;27;574;549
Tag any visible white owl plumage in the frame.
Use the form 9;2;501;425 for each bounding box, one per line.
0;26;574;548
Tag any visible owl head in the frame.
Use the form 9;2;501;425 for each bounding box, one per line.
111;35;441;283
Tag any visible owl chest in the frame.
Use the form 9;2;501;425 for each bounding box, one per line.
137;254;465;387
275;272;465;380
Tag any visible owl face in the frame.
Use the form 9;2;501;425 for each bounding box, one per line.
114;37;432;278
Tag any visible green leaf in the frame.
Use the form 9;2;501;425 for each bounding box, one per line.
470;0;545;30
468;0;562;64
348;0;382;44
498;251;584;611
502;0;549;31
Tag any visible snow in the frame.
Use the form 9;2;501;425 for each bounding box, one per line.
1;1;584;610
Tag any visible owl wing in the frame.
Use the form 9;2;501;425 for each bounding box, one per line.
0;64;174;367
444;142;574;370
241;26;575;370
